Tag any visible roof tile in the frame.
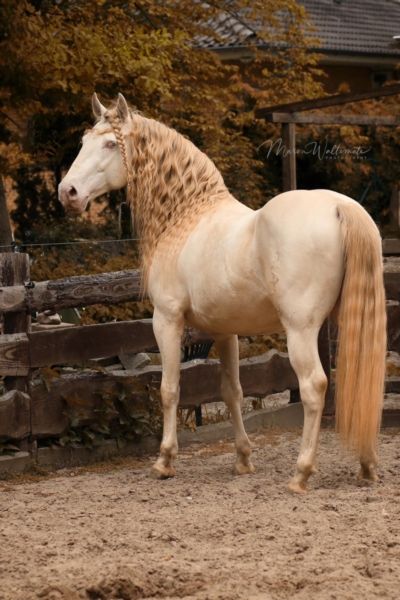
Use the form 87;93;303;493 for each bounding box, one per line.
198;0;400;57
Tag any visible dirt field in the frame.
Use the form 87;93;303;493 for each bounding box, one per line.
0;427;399;600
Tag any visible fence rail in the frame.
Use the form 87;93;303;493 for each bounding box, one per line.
0;350;298;441
0;269;141;313
0;319;217;374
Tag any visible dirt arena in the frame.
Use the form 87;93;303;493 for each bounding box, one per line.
0;427;399;600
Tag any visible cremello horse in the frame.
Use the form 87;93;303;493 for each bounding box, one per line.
59;94;386;492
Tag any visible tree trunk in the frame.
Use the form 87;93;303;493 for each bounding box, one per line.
0;176;13;250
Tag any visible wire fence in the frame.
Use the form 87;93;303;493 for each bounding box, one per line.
0;238;139;251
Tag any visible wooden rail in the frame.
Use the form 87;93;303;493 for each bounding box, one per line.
0;319;216;374
25;350;298;440
0;269;141;313
265;113;400;126
255;83;400;117
1;261;399;314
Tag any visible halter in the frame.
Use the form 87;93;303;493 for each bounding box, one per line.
104;111;134;196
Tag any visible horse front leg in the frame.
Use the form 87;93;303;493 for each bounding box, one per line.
215;335;255;475
151;308;184;479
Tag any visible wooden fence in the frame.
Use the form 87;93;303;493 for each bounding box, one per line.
0;250;399;455
0;253;300;448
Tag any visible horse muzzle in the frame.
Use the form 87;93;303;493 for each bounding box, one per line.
58;181;88;215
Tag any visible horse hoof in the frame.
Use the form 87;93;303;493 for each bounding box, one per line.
150;462;176;480
288;479;307;494
234;461;256;475
358;466;378;482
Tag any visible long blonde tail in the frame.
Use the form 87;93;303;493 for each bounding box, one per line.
335;202;387;461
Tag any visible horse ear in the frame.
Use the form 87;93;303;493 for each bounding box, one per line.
116;93;130;122
92;93;106;119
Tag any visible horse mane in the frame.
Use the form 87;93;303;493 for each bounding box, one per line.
104;107;230;290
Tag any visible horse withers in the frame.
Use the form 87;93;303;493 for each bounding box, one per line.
59;93;386;492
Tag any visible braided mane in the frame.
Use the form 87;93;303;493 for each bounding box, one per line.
102;107;230;290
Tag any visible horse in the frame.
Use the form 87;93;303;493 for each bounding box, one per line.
58;93;387;493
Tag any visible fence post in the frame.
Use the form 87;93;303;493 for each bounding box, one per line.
390;186;400;231
282;122;297;192
1;253;31;389
0;252;32;451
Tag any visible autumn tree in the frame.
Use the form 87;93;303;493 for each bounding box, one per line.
289;92;400;227
0;0;323;241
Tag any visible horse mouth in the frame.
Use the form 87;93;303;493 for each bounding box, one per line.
62;203;86;216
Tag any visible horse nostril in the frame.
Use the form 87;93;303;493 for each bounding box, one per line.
68;185;77;197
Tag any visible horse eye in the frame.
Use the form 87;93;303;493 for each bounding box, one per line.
104;140;117;149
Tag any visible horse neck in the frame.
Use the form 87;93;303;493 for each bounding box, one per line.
127;116;229;281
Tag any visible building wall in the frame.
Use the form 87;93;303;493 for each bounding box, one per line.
320;62;400;94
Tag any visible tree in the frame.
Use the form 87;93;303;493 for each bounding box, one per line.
0;0;323;241
291;93;400;226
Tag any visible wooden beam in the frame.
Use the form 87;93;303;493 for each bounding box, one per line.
265;113;400;126
0;333;30;376
255;83;400;117
389;188;400;232
0;320;214;374
387;301;400;353
0;253;31;390
30;350;298;438
28;319;157;368
383;239;400;256
0;390;31;439
384;271;400;300
282;122;296;192
0;269;141;313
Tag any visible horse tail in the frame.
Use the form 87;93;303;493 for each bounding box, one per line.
335;201;386;462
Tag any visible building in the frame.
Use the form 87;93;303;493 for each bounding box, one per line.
198;0;400;93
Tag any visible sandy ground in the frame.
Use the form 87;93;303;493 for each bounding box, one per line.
0;428;399;600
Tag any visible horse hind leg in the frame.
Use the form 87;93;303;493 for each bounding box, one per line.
285;326;327;493
215;335;255;475
151;309;183;479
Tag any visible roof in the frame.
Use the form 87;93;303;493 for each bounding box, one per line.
197;0;400;58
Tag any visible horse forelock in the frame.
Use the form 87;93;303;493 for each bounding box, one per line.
120;112;229;290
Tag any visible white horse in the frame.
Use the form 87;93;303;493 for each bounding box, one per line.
59;94;386;492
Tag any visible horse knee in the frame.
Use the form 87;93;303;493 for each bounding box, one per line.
160;382;179;408
221;378;242;403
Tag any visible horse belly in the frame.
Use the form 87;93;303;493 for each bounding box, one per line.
184;289;283;336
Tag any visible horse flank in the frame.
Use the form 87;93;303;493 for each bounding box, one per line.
105;107;229;289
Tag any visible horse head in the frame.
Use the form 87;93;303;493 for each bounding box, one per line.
58;93;131;214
